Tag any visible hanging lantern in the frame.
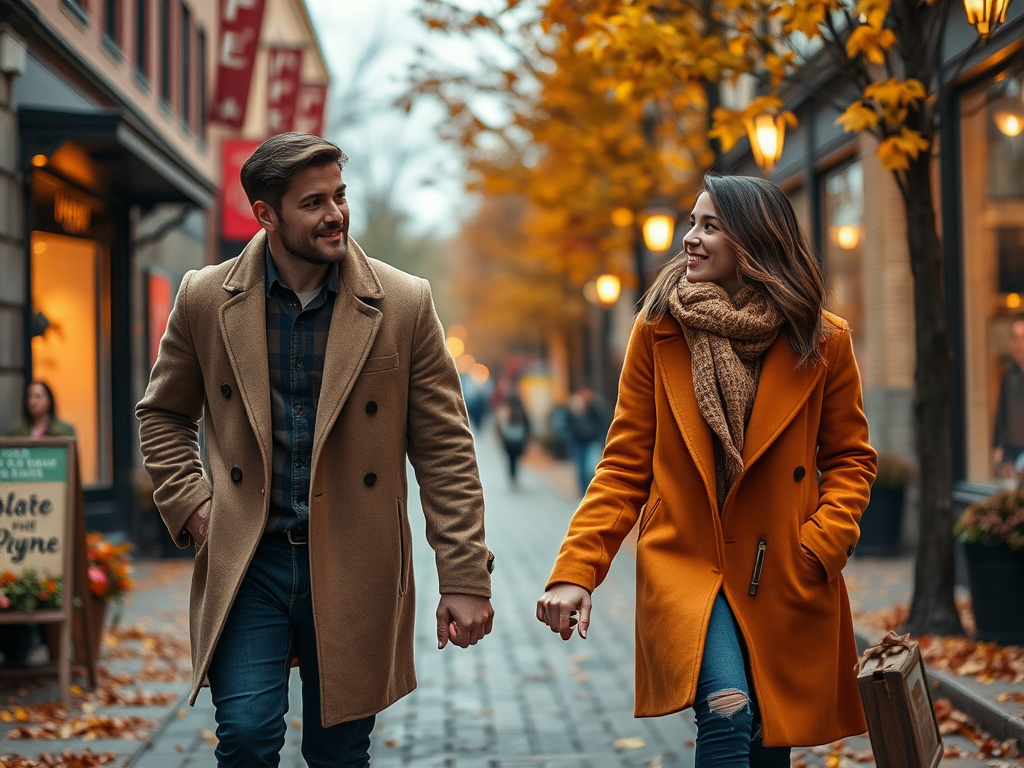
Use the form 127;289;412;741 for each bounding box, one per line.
641;208;675;252
745;112;787;174
964;0;1012;40
834;225;862;250
991;76;1024;136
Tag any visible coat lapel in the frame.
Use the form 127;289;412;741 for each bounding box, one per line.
219;232;273;473
655;334;717;511
311;239;384;463
741;333;825;469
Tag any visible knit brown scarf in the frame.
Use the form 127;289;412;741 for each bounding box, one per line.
668;278;784;509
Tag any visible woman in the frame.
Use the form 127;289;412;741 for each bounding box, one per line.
7;381;76;438
536;175;876;766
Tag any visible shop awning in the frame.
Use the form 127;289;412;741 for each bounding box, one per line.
18;107;216;209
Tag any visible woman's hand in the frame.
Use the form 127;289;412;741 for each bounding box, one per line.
537;582;592;640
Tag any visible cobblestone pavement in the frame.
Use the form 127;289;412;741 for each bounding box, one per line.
4;423;1016;767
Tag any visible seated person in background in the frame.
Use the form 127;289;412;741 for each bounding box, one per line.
7;380;76;439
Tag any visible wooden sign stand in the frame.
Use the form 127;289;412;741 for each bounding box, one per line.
0;437;97;706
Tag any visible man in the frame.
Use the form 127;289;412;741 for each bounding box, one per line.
993;318;1024;478
137;133;494;767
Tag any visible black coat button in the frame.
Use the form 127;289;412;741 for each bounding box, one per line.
221;384;231;398
230;466;243;483
366;401;378;415
794;466;806;481
363;472;377;487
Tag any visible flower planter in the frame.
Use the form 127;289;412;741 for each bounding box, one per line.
855;485;905;557
962;541;1024;644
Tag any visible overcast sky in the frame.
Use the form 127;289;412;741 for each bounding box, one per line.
304;0;469;237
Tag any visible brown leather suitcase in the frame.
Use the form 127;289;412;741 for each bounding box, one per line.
856;631;943;768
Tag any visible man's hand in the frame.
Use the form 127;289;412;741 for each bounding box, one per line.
184;499;211;547
536;582;592;640
436;594;494;649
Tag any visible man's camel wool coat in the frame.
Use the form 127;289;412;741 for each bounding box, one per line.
548;312;876;747
137;232;491;727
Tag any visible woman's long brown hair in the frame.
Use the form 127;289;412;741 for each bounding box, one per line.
640;174;830;366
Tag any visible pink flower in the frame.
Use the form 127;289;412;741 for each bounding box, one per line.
88;566;109;590
0;593;9;609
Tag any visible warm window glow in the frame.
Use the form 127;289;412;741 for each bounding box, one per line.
595;274;622;305
642;214;675;252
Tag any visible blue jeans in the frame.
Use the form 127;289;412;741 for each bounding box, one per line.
207;537;375;768
693;592;790;768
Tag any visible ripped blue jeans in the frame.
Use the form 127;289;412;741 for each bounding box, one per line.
693;592;791;768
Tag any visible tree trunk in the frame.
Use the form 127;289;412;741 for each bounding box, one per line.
900;150;965;636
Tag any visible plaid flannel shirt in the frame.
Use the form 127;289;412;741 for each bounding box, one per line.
264;247;339;533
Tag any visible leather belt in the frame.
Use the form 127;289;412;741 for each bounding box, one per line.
267;526;308;545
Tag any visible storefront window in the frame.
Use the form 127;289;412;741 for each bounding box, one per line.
30;172;112;487
961;66;1024;482
822;160;865;360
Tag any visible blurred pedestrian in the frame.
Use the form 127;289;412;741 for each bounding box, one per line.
564;386;611;495
137;133;493;768
495;390;530;487
992;318;1024;478
6;380;76;438
537;174;876;766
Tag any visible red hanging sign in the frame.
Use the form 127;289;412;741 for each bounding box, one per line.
209;0;267;129
266;47;305;135
294;84;328;136
221;139;264;241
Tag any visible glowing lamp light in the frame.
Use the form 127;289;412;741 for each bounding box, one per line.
642;212;675;252
993;96;1024;137
448;324;467;340
963;0;1011;39
469;363;490;383
446;336;465;358
746;112;787;174
834;225;861;250
1008;293;1022;309
595;274;622;306
31;154;47;167
611;207;635;228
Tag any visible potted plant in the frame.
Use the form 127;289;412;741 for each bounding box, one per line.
0;569;63;667
44;532;134;667
953;490;1024;644
857;452;915;556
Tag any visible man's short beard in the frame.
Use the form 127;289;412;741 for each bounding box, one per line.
277;214;348;266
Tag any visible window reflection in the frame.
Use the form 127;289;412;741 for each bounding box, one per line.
822;161;865;363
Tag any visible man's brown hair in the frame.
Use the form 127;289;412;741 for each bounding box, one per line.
240;132;349;213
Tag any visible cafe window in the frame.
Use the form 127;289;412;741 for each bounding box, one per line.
961;65;1024;482
29;172;113;488
822;160;865;360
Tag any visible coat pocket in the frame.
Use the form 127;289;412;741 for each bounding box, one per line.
638;497;662;537
363;352;399;373
748;539;767;596
397;498;410;596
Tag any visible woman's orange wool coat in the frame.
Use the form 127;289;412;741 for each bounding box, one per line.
547;312;877;747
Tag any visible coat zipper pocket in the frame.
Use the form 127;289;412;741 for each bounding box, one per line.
748;539;767;596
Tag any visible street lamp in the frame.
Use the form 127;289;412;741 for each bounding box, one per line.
641;209;675;252
595;274;622;306
745;111;788;174
964;0;1012;39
